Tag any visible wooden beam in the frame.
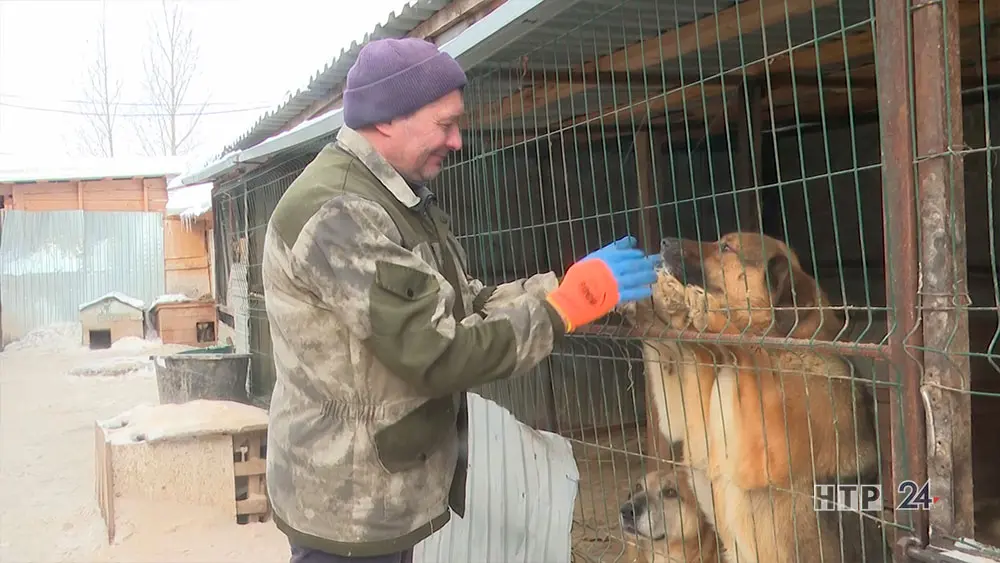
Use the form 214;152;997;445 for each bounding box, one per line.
474;0;996;131
484;80;877;152
479;0;838;129
559;83;728;131
410;0;498;41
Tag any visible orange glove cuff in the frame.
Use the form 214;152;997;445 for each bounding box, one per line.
545;259;621;332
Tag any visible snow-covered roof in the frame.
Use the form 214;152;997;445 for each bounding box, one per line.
165;182;213;222
0;155;190;184
78;291;146;311
148;293;195;311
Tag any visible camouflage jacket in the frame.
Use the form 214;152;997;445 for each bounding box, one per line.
261;126;566;557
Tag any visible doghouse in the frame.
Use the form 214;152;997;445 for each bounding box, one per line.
149;296;217;347
78;293;146;349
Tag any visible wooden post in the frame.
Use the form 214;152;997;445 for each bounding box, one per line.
633;126;660;254
734;81;763;232
140;177;149;211
632;126;673;462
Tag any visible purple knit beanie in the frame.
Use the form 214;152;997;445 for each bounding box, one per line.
343;37;468;129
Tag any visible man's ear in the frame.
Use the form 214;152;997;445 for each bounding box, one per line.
373;122;394;137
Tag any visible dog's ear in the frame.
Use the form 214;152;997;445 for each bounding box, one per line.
766;252;817;336
766;252;794;304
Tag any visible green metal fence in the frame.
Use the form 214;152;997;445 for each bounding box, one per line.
209;0;998;561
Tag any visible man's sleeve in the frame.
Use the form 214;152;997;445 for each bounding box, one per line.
447;234;561;318
292;193;566;397
470;274;561;318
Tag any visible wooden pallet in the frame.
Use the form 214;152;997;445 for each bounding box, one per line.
233;430;270;524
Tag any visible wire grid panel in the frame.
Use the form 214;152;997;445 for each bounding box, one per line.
430;0;1000;561
222;137;335;404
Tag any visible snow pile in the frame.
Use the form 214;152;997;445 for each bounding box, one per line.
78;292;145;311
110;336;164;353
68;357;154;378
3;322;83;353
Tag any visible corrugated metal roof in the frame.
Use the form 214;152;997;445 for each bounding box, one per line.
220;0;453;158
180;0;879;185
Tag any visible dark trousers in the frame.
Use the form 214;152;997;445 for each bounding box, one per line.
290;543;413;563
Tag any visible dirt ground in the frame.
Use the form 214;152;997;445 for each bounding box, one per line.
569;425;653;563
0;324;289;563
0;322;661;563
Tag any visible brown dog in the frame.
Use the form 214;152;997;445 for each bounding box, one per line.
619;467;722;563
620;232;890;563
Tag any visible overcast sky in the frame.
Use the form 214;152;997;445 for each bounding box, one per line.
0;0;408;169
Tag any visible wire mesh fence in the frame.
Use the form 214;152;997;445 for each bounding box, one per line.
206;0;998;561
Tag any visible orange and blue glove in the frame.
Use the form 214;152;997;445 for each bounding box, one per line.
546;236;662;332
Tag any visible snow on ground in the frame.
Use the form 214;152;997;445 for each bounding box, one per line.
0;323;289;563
2;322;85;353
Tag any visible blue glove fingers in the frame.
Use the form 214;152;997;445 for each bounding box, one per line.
596;236;638;254
615;269;658;290
611;235;639;250
611;254;662;274
604;248;647;264
618;286;653;303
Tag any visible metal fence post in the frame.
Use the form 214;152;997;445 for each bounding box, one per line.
874;0;929;557
911;0;975;545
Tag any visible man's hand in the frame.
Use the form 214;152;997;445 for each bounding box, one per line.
545;236;661;332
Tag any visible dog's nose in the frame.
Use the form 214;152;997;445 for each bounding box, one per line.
660;237;683;259
620;503;636;524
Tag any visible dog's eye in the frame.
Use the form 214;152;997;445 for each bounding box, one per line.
662;487;677;498
719;242;732;253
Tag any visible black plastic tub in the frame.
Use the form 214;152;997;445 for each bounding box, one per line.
152;352;251;405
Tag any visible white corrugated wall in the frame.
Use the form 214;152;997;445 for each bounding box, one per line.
0;210;165;343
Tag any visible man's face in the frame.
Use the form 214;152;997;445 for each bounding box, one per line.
377;90;464;183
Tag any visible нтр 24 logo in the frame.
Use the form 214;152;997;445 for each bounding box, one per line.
896;480;940;511
814;480;939;512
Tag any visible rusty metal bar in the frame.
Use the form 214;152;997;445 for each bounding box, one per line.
874;0;929;556
581;324;891;359
911;0;975;544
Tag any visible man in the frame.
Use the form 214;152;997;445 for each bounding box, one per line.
261;37;661;563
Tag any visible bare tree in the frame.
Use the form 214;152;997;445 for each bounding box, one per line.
76;1;122;158
135;0;207;156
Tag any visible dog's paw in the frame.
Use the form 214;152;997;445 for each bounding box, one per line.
615;301;639;323
651;272;690;314
682;285;710;331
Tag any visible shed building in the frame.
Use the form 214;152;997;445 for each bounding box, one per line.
167;0;1000;558
78;292;146;349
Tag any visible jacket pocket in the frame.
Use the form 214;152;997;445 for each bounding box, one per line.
373;260;438;302
373;396;456;474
